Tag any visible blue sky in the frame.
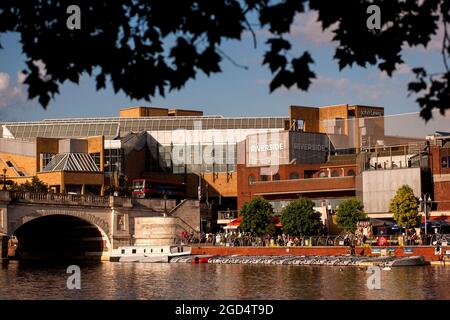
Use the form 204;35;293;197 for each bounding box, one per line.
0;11;448;123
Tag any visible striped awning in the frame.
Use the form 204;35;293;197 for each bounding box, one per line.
42;153;100;172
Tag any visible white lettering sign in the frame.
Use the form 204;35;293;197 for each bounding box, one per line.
293;143;327;151
250;143;284;153
361;110;383;117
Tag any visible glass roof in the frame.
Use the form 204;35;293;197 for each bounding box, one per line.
42;153;100;172
1;116;288;139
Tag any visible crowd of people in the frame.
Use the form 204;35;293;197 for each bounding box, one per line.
177;229;450;248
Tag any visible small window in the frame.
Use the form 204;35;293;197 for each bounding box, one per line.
289;172;299;179
132;249;137;254
248;174;256;184
151;249;153;253
331;170;339;177
261;175;269;181
347;169;356;176
161;248;164;253
6;161;13;167
319;171;327;178
121;249;125;254
272;173;280;181
442;157;448;168
144;249;146;253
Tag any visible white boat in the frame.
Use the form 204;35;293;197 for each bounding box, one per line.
110;245;191;263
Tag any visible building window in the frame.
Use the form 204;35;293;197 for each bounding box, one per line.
248;174;256;184
41;153;54;169
331;170;339;177
442;157;448;168
304;170;315;179
104;148;124;173
261;175;269;181
319;171;327;178
347;169;356;176
289;172;299;179
90;153;101;170
272;173;280;181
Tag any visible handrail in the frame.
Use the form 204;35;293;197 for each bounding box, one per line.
174;216;200;236
167;199;188;216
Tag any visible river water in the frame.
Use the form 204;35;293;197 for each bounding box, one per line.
0;261;449;300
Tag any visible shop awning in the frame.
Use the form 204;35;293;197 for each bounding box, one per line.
227;215;282;228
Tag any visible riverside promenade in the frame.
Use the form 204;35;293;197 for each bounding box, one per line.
191;245;448;263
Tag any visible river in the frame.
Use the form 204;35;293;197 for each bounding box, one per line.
0;261;449;300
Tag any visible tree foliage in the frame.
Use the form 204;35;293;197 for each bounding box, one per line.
239;197;275;236
9;176;49;193
0;0;448;119
336;198;366;233
389;185;420;228
280;197;322;236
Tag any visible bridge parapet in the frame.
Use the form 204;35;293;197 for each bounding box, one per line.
10;192;110;207
1;190;178;211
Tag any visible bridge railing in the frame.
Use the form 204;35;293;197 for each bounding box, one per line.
10;192;110;207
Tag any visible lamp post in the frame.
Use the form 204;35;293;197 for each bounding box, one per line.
326;202;332;235
419;193;432;238
163;191;167;217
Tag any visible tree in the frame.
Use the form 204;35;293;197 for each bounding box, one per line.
389;185;420;228
336;198;366;233
280;197;321;236
0;1;448;120
239;197;275;236
9;176;48;193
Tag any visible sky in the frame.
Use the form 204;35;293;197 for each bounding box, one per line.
0;11;449;131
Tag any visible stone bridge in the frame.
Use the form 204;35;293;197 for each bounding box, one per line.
0;191;200;260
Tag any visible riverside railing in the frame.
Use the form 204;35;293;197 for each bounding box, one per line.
200;233;447;247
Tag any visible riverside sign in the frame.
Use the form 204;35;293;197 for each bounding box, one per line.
249;143;285;153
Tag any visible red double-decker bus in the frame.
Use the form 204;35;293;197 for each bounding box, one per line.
132;179;186;199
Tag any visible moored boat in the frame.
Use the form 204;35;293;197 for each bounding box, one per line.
110;245;191;263
390;255;426;267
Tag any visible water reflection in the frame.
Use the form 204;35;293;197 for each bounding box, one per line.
0;261;448;300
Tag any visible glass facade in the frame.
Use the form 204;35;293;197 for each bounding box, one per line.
147;128;283;173
1;116;287;174
104;148;124;174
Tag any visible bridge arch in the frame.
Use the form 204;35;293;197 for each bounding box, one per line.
11;209;111;260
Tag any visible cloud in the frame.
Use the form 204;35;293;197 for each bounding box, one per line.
0;72;10;91
289;12;336;45
243;11;336;47
313;75;349;91
0;71;33;112
375;63;412;80
312;74;395;101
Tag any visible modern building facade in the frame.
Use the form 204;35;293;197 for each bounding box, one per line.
1;104;449;230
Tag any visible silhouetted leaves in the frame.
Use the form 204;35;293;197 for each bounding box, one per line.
0;0;448;119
